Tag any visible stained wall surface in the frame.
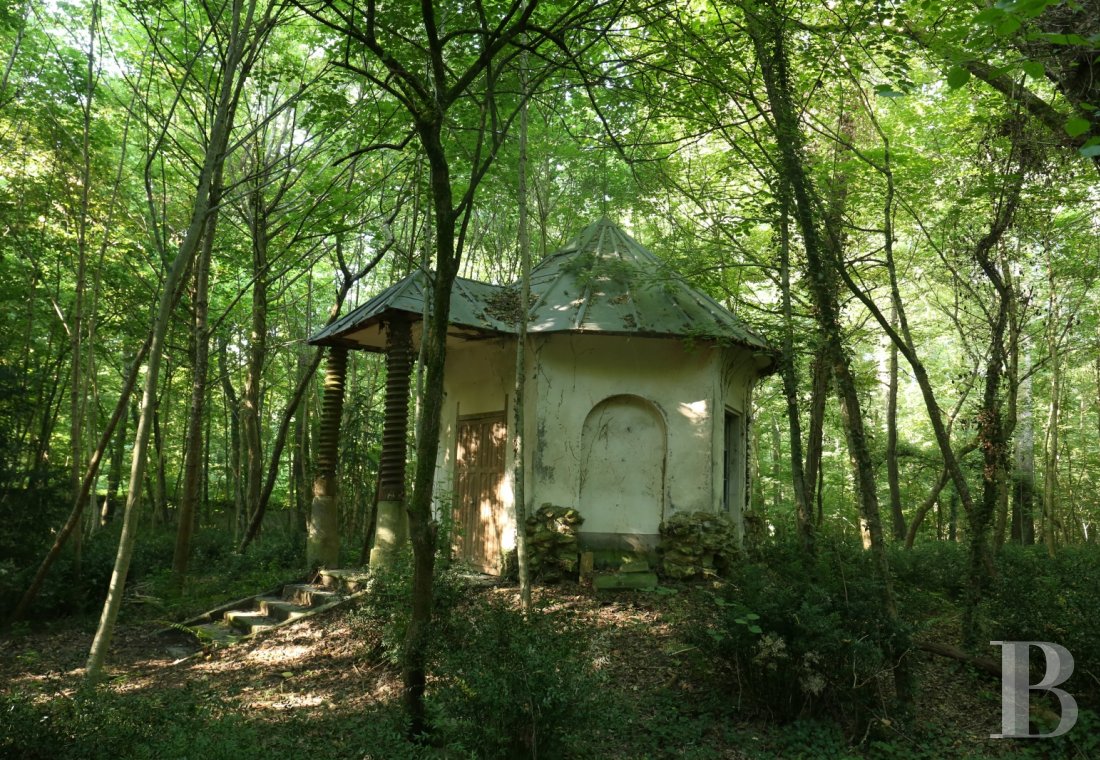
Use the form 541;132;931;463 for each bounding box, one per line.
434;332;760;564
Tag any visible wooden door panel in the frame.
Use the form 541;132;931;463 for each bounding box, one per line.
453;413;507;573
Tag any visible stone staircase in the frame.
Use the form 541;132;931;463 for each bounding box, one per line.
169;568;369;656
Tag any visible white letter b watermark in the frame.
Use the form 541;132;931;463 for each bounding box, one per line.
991;641;1078;739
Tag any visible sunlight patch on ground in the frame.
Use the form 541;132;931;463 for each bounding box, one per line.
244;643;310;665
243;690;329;711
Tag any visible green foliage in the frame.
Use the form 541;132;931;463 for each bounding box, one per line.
982;546;1100;706
0;687;258;760
694;539;910;732
0;523;305;621
349;548;466;666
429;597;600;759
888;542;967;601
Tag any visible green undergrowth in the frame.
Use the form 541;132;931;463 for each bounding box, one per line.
5;537;1100;758
1;522;309;625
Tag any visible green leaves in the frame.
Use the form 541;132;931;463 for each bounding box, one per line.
874;83;906;98
734;612;763;635
1021;60;1044;79
1065;117;1091;138
1078;138;1100;159
946;66;971;89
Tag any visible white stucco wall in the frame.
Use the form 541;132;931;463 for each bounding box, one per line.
432;332;762;560
434;338;519;550
529;334;728;549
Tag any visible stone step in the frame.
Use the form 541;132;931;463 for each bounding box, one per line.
270;596;314;617
593;571;659;591
224;609;279;635
282;583;342;607
191;621;239;647
256;596;312;622
318;568;370;593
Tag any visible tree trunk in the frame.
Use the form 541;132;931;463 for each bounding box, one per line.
100;389;128;526
886;308;905;541
776;180;812;555
513;48;533;613
293;350;312;526
905;440;978;548
1042;278;1060;558
218;335;244;543
745;0;910;707
1012;349;1035;544
241;190;268;538
307;346;348;569
69;0;99;569
7;338;150;625
804;346;829;522
238;256;379;553
172;188;220;585
84;0;256;682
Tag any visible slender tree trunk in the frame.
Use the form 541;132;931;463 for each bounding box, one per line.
100;387;128;526
7;338;150;625
172;188;220;584
69;0;100;570
293;350;311;526
1013;348;1035;544
151;404;168;526
241;191;268;538
886;308;905;541
401;117;466;735
745;0;911;707
238;258;378;552
1043;278;1061;558
776;181;812;555
804;346;828;519
84;0;257;682
218;336;244;544
513;36;533;612
995;267;1021;550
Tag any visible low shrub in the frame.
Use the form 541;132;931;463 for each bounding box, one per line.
0;687;257;760
429;597;600;758
887;541;967;601
694;538;910;732
350;547;467;666
983;545;1100;707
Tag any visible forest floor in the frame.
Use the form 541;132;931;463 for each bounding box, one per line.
0;578;1087;759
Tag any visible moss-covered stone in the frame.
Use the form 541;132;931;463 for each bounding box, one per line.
523;504;584;582
657;511;740;580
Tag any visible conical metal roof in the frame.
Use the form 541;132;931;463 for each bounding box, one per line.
525;218;768;348
308;218;770;354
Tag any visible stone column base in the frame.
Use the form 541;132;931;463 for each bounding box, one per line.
369;499;408;568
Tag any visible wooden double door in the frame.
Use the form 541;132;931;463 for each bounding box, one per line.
452;412;508;573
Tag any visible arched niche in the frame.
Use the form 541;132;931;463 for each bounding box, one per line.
578;395;667;544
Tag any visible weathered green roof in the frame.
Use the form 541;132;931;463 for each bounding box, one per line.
524;218;768;348
307;271;512;349
308;218;770;353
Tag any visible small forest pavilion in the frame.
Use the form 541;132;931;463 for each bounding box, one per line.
308;218;774;574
